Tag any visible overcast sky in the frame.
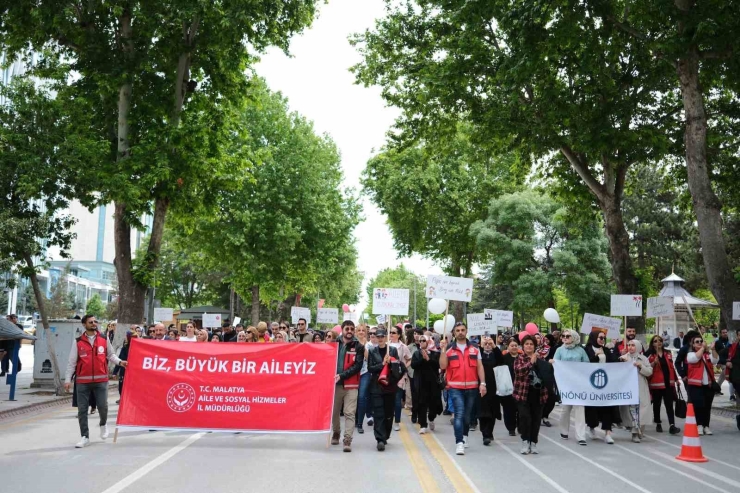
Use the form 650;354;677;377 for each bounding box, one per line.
256;0;443;312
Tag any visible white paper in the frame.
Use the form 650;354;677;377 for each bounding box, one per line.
202;313;222;328
425;275;474;302
372;288;410;315
343;312;360;324
232;316;241;326
646;297;673;319
153;307;174;322
467;313;496;336
610;294;643;317
484;309;514;328
316;308;339;324
291;307;312;325
733;302;740;321
580;313;622;339
376;315;386;325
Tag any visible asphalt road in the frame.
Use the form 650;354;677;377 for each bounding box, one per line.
1;393;738;493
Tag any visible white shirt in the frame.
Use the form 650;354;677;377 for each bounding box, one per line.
179;336;197;342
686;352;720;385
65;333;122;383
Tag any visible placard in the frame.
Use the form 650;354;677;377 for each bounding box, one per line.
376;315;386;325
343;312;360;324
316;308;339;325
733;302;740;321
580;313;622;339
646;297;674;319
233;316;241;326
372;288;410;315
610;294;643;317
425;275;474;302
153;307;174;322
202;313;222;328
291;307;312;325
484;309;514;328
467;313;496;336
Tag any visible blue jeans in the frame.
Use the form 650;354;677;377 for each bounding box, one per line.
356;372;372;427
395;387;404;423
448;388;478;444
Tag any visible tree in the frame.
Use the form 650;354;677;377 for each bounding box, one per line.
352;0;679;332
85;294;106;319
47;265;74;320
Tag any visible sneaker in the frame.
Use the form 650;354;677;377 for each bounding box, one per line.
509;430;517;437
100;424;109;440
367;418;374;426
377;441;385;452
703;426;713;436
75;437;90;448
631;433;641;443
419;427;429;435
331;432;340;445
669;425;680;435
656;424;663;433
443;409;452;416
578;440;587;446
698;427;705;436
393;423;400;432
463;436;469;448
560;434;568;440
357;427;364;434
520;441;530;455
115;399;120;404
542;419;552;427
456;442;465;455
429;421;435;431
483;438;492;446
0;371;6;377
343;438;352;452
730;394;736;401
587;428;597;440
530;442;539;454
605;434;614;445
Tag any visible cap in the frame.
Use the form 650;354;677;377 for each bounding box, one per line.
375;329;388;337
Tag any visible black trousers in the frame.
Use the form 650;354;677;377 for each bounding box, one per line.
517;391;543;443
479;417;495;439
542;388;557;419
372;393;396;443
416;399;438;428
410;376;419;422
651;388;675;425
686;384;715;427
586;405;615;431
501;395;518;432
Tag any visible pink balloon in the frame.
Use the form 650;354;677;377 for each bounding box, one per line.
525;323;539;336
332;325;342;334
342;304;350;312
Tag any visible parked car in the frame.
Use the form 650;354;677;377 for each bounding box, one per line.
18;315;36;335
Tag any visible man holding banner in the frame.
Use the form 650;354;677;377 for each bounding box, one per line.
331;320;364;452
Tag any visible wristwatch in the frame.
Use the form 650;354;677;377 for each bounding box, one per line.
480;382;487;386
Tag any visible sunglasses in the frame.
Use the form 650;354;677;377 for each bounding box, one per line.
390;331;398;335
454;322;465;327
562;335;572;339
279;326;287;330
298;322;305;326
597;336;605;340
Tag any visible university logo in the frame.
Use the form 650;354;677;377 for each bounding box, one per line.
166;383;196;413
590;369;608;390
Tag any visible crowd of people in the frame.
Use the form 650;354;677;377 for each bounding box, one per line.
58;314;740;452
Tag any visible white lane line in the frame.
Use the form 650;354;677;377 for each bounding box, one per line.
641;435;740;473
428;432;483;493
539;434;654;493
494;440;570;493
100;432;205;493
647;449;740;489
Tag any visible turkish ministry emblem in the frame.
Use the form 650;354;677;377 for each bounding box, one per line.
166;383;196;413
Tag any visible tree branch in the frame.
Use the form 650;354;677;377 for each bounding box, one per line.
560;145;605;198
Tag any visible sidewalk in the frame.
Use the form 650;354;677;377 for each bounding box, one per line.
712;380;740;419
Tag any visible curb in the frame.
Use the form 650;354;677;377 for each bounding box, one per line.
0;381;119;422
711;405;739;420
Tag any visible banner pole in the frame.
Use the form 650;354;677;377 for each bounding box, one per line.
113;427;119;443
444;300;450;344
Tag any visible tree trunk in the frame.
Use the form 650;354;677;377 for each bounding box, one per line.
23;254;64;395
251;285;260;325
676;47;740;331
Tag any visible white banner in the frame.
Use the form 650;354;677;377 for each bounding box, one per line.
554;361;639;406
467;313;496;336
376;315;386;325
291;307;312;325
343;312;360;324
580;313;621;339
372;288;410;315
733;302;740;321
316;308;339;325
610;294;643;317
646;297;673;319
202;313;222;328
153;307;174;322
425;275;474;302
232;316;241;326
484;309;514;328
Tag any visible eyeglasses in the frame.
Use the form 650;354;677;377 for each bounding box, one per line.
562;335;572;339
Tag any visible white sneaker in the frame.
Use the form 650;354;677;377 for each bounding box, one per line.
463;435;469;448
698;427;705;436
100;424;109;440
587;428;596;440
605;434;614;445
520;441;530;454
530;442;539;454
703;427;713;436
419;427;428;435
455;442;465;455
393;423;400;431
75;437;90;448
429;421;435;431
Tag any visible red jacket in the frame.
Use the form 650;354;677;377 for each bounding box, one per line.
75;331;109;384
726;343;738;378
647;351;677;390
445;341;480;390
687;352;714;387
342;345;360;389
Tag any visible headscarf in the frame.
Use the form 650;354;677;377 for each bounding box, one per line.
622;339;644;361
423;334;438;352
563;329;580;349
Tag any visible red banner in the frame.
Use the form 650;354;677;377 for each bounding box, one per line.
117;339;337;433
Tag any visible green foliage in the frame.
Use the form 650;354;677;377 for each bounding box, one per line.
85;294;106;319
47;265;74;319
692;289;721;328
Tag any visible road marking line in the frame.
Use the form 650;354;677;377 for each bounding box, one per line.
423;431;482;493
539;434;655;493
100;432;204;493
647;448;740;490
398;423;441;493
493;440;570;493
640;435;740;472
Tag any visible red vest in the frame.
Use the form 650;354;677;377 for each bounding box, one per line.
647;352;676;390
686;352;714;387
341;342;360;389
445;342;480;390
726;343;738;377
75;331;109;384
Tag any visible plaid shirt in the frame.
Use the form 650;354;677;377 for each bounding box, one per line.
512;353;548;404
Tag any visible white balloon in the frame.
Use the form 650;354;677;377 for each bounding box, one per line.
349;304;356;312
543;308;560;324
443;315;456;331
428;298;447;315
433;320;445;334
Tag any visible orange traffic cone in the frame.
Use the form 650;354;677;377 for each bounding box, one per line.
676;403;708;463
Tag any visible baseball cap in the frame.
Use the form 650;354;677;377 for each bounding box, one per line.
375;329;388;337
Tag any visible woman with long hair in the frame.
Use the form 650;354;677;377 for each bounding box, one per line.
645;335;680;434
514;335;548;454
619;339;653;442
246;327;259;343
584;330;619;444
411;335;442;434
312;332;324;343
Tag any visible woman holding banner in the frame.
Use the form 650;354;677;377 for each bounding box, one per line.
553;330;589;445
513;335;549;454
686;336;720;435
619;340;653;442
584;330;619;444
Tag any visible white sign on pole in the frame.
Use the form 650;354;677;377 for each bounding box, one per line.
733;302;740;321
376;315;386;325
202;313;222;328
153;307;174;322
317;308;339;325
580;313;622;339
484;309;514;328
425;275;474;302
372;288;410;315
646;297;674;319
554;361;639;406
610;294;643;317
343;312;360;324
232;316;241;326
291;307;312;325
467;313;496;336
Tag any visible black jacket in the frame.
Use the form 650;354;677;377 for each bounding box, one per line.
336;338;364;383
715;337;731;365
479;349;504;419
411;349;442;413
675;344;690;378
368;345;406;395
585;344;619;363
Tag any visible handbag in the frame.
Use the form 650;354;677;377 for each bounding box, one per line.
674;386;687;419
494;366;514;396
437;371;447;391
